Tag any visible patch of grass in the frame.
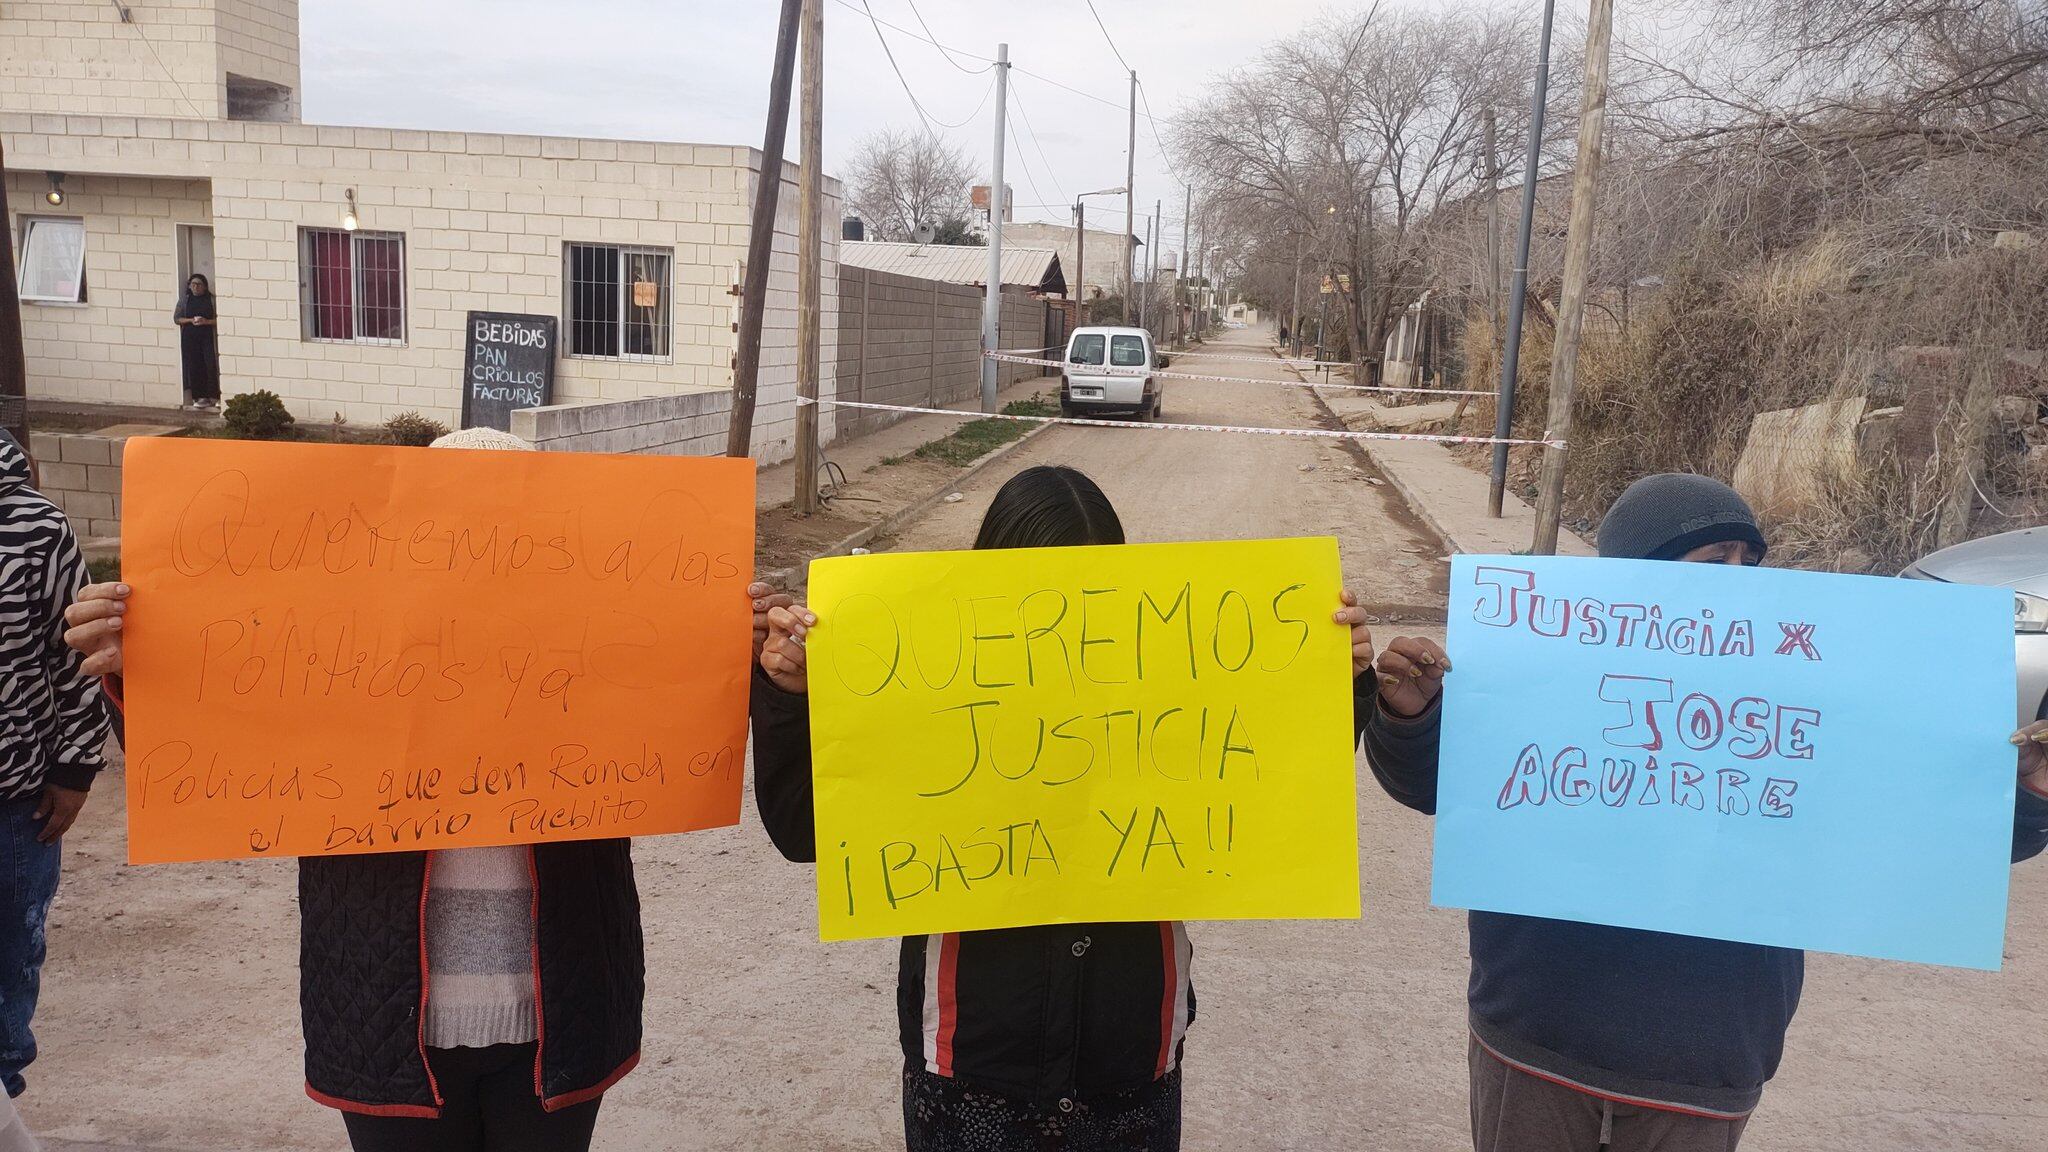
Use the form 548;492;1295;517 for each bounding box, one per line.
909;394;1057;467
87;556;121;584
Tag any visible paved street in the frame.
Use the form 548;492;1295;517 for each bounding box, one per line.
23;329;2048;1151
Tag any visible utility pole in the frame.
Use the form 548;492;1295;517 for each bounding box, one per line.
725;0;803;459
1151;199;1162;337
1073;201;1086;322
1533;0;1614;555
1178;184;1191;348
979;43;1010;413
1140;209;1155;330
793;0;823;514
1490;108;1507;360
1124;69;1138;324
0;136;30;452
1489;0;1558;518
1290;231;1304;359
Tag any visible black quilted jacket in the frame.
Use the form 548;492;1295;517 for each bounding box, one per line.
299;842;644;1117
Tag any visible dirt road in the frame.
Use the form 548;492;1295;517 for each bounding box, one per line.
24;329;2047;1150
882;329;1446;613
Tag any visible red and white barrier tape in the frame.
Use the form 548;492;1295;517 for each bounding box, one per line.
797;396;1564;448
1166;349;1329;367
983;351;1492;397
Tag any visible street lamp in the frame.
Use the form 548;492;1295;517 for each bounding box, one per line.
1072;186;1125;318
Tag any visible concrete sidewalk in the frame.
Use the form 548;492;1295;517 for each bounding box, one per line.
1319;390;1595;557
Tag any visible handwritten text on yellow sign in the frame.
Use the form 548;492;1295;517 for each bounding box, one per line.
808;538;1362;941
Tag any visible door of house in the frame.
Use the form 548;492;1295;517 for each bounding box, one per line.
176;224;215;292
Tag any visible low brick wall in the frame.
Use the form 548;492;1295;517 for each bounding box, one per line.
26;431;123;540
512;391;733;456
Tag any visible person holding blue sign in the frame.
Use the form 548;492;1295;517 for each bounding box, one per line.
1355;473;2048;1152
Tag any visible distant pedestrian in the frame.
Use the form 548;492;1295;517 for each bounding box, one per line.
0;430;112;1152
173;274;220;410
1355;473;2048;1152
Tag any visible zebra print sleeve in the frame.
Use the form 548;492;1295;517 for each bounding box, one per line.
39;528;111;792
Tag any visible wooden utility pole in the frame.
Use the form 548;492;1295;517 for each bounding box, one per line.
725;0;803;458
0;137;29;452
1532;0;1615;555
1178;184;1191;348
1073;201;1086;322
1151;199;1162;334
793;0;823;514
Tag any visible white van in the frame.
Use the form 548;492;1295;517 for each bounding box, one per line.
1060;326;1164;419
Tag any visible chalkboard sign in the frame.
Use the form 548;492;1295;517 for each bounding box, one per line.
461;312;557;432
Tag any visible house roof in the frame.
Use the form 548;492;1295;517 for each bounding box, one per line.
839;241;1067;295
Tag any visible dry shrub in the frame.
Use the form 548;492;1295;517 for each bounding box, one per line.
1453;234;2048;564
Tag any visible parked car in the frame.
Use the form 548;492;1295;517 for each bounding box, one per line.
1060;326;1163;420
1902;526;2048;725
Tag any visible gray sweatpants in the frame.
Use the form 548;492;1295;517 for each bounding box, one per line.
1469;1039;1750;1152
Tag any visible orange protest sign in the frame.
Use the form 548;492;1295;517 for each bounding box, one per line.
119;438;755;864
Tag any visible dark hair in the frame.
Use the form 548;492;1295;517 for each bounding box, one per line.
973;466;1125;550
186;273;211;294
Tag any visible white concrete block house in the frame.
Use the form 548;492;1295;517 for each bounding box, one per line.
3;0;845;462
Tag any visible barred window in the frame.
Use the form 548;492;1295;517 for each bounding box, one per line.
300;229;405;344
565;242;672;360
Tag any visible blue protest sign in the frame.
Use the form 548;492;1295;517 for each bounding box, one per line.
1432;555;2018;970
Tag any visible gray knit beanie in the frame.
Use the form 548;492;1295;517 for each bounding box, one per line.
1596;474;1768;562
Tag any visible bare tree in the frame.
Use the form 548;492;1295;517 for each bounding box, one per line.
843;127;979;244
1175;4;1532;381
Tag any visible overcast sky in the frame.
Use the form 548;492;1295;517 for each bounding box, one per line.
299;0;1357;261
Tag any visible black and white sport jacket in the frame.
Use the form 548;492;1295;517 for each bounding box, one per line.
0;433;110;799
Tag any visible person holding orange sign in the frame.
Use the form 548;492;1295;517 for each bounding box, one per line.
750;464;1388;1152
62;427;793;1152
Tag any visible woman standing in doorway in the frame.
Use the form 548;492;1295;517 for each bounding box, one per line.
172;274;219;410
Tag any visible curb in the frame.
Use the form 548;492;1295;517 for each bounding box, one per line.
1289;363;1462;558
759;421;1054;590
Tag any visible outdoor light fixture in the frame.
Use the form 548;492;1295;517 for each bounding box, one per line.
341;188;359;232
44;172;66;207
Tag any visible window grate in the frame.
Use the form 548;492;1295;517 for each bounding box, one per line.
300;228;405;345
565;242;672;361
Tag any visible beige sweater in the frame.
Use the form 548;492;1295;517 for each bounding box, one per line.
424;846;536;1049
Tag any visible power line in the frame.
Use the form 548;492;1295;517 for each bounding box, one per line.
854;0;996;131
1004;105;1057;222
1007;81;1069;206
1136;80;1182;180
900;0;990;75
112;4;207;118
1011;64;1124;110
1082;0;1134;74
829;0;992;66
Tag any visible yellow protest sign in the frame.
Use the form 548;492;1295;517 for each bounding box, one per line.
807;537;1362;941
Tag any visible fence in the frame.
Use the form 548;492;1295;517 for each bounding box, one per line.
832;267;1055;437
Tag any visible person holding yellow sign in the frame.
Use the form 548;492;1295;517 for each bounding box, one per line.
751;465;1384;1152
